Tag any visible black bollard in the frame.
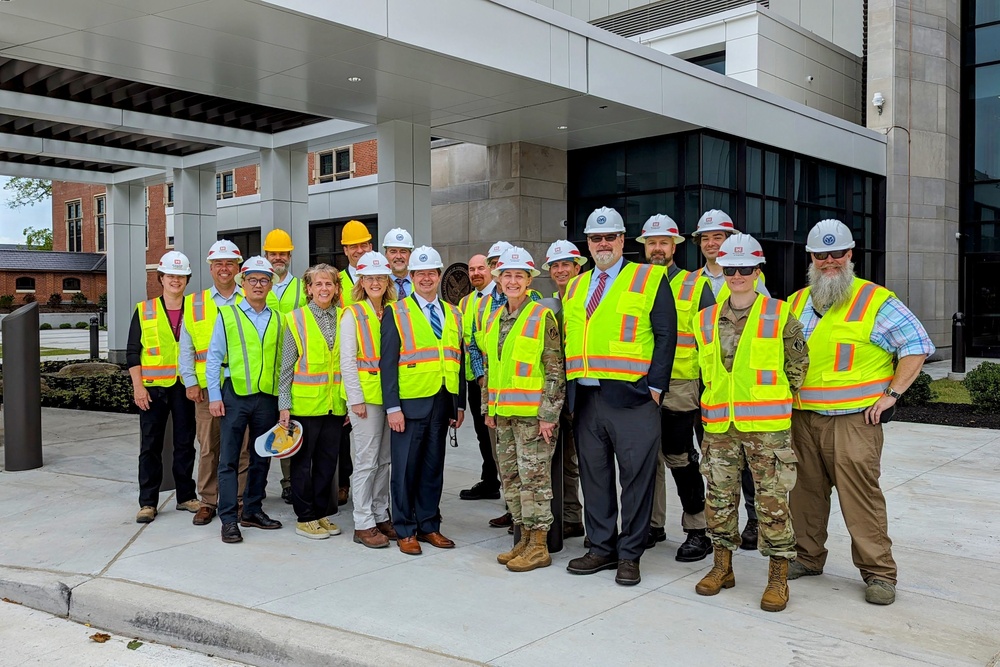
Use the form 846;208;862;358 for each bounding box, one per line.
952;312;966;374
89;315;100;360
2;302;44;471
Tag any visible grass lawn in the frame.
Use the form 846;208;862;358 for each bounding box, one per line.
929;378;972;404
0;346;87;358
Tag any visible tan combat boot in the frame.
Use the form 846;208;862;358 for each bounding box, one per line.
761;557;790;612
497;525;530;565
695;545;735;595
506;528;552;572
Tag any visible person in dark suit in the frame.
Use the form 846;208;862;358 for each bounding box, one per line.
563;207;677;586
380;245;467;556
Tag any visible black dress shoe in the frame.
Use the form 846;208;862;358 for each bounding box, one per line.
281;487;292;504
740;518;759;550
645;526;666;549
239;511;282;530
460;482;501;500
566;551;618;575
675;531;713;562
221;522;243;544
563;522;585;539
615;559;641;586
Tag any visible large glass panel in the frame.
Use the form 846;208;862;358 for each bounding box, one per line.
702;135;736;189
623;192;678;236
574;145;625;198
764;151;786;198
976;24;1000;63
747;147;762;194
763;200;785;239
701;188;734;216
626;137;678;192
795;160;841;209
974;182;1000;221
976;0;1000;26
974;66;1000;180
746;195;763;235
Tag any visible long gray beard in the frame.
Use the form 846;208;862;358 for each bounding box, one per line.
808;261;855;313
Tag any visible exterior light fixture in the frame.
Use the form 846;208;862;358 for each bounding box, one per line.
347;76;362;83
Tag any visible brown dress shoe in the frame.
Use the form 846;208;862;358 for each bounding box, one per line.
489;512;513;528
354;527;390;549
398;535;422;555
338;486;350;504
376;521;398;541
193;506;216;526
417;531;456;549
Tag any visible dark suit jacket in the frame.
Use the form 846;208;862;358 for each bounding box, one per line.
566;260;677;412
380;294;467;420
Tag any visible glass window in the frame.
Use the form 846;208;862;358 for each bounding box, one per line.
795;160;841;208
764;152;786;198
308;219;378;268
976;1;1000;26
335;148;352;178
63;277;81;291
702;135;735;189
222;230;260;259
625;137;678;192
319;152;334;179
165;184;174;207
974;182;1000;222
974;66;1000;181
575;145;625;198
216;171;235;199
95;195;106;253
15;277;35;292
976;24;1000;64
66;200;82;252
747;147;762;194
688;51;725;74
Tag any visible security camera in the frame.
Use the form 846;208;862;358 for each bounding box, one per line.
559;219;568;228
955;232;962;240
872;92;885;115
806;75;814;82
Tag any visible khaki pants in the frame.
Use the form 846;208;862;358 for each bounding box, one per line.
195;397;249;509
789;410;897;584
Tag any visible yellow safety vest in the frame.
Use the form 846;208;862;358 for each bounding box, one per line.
285;306;347;416
183;289;242;388
459;291;481;381
339;269;358;308
390;297;462;399
137;298;180;387
348;300;383;405
695;296;792;433
483;300;551;418
789;278;895;411
563;263;661;382
266;277;306;315
474;289;543;349
218;305;281;397
669;269;709;381
715;270;767;303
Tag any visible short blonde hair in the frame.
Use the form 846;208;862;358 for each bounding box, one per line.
351;273;397;309
303;264;341;303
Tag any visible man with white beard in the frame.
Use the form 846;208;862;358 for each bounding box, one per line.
786;219;934;606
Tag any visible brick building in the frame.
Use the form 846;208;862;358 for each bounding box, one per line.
0;247;106;306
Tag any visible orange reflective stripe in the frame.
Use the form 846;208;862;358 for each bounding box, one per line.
757;370;777;385
677;271;697;301
790;290;807;315
191;292;207;321
756;298;780;338
581;356;648;376
628;264;654;292
677;333;697;348
846;282;879;322
193;350;208;362
797;377;892;404
701;402;730;423
565;356;584;373
732;400;792;420
350;303;378;362
699;305;718;344
395;301;417;352
141;299;157;320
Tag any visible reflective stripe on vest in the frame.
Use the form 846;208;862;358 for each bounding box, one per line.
219;305;281;397
391;297;462;399
184;289;242;388
138;298;179;387
484;300;550;418
349;300;383;405
460;291;480;381
286;306;347;415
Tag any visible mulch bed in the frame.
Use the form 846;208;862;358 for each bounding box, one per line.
895;403;1000;430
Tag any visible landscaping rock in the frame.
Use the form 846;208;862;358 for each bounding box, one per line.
54;362;119;377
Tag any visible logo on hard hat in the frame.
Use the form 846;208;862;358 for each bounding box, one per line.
419;253;428;262
734;246;744;254
823;234;837;246
651;221;660;228
596;215;607;224
374;259;381;266
395;233;404;241
511;253;519;260
173;259;182;266
706;217;713;223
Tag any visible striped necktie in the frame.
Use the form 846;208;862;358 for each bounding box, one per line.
426;303;443;339
586;272;608;319
396;278;407;299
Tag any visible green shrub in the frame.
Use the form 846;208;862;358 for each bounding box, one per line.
898;371;934;407
39;322;53;330
58;322;72;329
22;293;36;304
74;321;89;329
48;293;62;307
0;294;14;308
40;364;135;413
71;292;88;306
964;362;1000;413
98;292;107;309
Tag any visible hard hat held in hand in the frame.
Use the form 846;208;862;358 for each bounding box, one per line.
583;207;626;235
487;240;513;260
543;240;586;270
409;246;443;270
806;219;856;253
263;228;294;252
158;251;192;276
637;214;684;245
716;233;765;267
382;228;414;249
356;251;393;276
693;209;736;236
492;246;540;277
341;220;372;246
255;420;303;459
207;240;242;263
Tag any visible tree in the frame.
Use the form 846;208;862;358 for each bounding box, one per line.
22;226;53;251
3;178;52;209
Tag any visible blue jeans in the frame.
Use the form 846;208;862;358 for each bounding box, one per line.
217;380;278;525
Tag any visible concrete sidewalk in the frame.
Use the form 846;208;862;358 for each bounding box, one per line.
0;408;998;666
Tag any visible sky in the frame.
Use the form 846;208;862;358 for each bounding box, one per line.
0;176;52;245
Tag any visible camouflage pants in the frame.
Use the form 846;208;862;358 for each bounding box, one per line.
700;425;798;558
496;416;557;530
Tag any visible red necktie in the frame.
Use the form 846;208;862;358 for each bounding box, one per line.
586;272;608;319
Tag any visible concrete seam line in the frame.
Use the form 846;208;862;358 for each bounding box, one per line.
69;578;484;667
0;565;92;618
96;492;174;578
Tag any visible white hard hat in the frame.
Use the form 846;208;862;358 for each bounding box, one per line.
157;250;192;276
492;246;540;277
583;206;626;235
240;255;274;277
382;228;414;249
356;251;393;276
716;233;765;267
542;240;586;270
487;240;513;260
207;239;243;262
693;209;736;236
805;219;856;253
637;214;684;245
408;245;444;270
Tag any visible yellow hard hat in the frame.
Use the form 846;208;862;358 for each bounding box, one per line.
341;220;372;246
263;228;294;252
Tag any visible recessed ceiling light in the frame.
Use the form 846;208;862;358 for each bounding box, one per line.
347;76;362;83
556;125;568;130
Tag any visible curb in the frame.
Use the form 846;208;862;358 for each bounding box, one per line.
0;565;89;617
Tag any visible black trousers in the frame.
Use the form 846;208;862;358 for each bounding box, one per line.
218;381;277;525
660;407;706;523
574;386;660;562
466;378;499;489
138;380;197;507
338;421;353;489
290;414;342;522
390;389;450;538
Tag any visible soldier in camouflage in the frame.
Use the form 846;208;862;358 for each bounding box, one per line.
481;247;566;572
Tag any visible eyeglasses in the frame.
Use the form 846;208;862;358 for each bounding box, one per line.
244;277;272;286
811;249;849;260
722;266;758;276
361;275;388;283
587;233;621;243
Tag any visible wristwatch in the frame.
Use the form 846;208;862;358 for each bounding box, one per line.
884;386;902;400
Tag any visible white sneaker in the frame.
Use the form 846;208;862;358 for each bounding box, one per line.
295;520;330;540
318;517;342;535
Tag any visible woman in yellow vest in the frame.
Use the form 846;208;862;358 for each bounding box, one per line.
340;251;399;549
693;234;809;613
277;264;347;541
482;247;565;572
127;251;200;524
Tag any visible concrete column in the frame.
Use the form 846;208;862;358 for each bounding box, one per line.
259;148;309;271
172;167;217;291
106;182;149;364
378;121;431;246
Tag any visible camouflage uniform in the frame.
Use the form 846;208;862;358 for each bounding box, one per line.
482;303;565;530
700;299;809;558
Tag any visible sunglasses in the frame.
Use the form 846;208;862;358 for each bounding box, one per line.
588;233;621;243
811;249;849;260
722;266;758;276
